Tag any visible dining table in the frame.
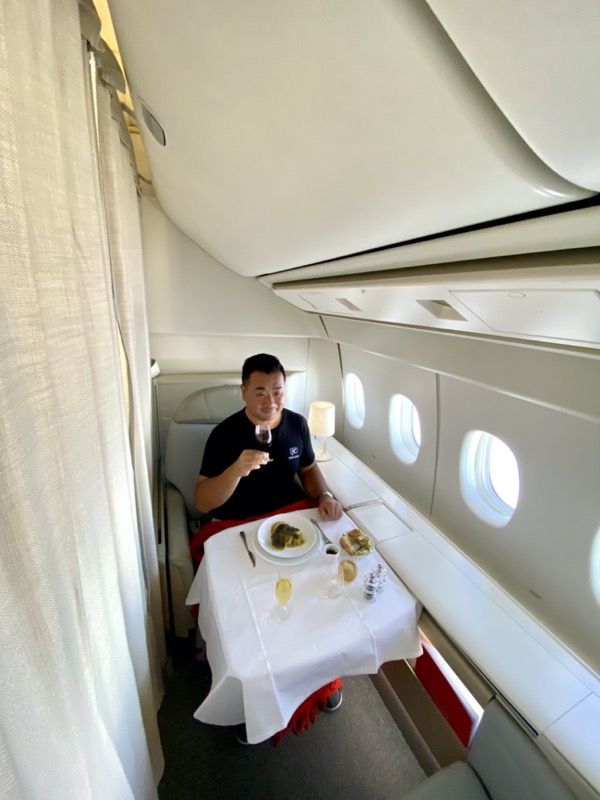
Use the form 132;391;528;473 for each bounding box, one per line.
185;507;423;744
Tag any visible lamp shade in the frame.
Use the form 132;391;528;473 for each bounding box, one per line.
308;401;335;438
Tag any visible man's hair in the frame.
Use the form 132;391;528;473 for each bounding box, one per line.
242;353;286;384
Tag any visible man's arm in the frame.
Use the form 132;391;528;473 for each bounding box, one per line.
195;449;270;513
298;461;343;520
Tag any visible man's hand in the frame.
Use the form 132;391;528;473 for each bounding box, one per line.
195;450;269;513
235;448;271;478
318;494;343;520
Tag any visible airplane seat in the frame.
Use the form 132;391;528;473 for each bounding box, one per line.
160;384;245;637
400;699;577;800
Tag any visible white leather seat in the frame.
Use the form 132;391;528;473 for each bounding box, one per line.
401;699;576;800
158;373;307;637
159;384;245;637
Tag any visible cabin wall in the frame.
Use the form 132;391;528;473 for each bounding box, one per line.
141;196;325;375
140;193;600;676
141;198;346;442
319;314;600;676
432;376;600;674
337;345;439;516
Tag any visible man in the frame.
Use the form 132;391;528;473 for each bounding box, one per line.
195;352;343;522
194;353;344;744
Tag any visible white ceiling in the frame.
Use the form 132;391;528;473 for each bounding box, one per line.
105;0;598;277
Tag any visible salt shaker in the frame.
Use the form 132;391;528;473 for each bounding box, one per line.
374;563;387;594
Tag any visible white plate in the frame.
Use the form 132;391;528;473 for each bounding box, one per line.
257;513;317;558
253;525;321;566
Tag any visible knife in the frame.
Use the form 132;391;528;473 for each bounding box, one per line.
310;517;333;547
239;530;256;567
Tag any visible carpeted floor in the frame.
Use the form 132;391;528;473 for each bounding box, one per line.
157;648;425;800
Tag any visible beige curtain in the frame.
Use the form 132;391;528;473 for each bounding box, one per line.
94;68;167;761
0;0;164;797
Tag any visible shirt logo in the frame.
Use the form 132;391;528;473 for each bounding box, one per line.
289;447;299;459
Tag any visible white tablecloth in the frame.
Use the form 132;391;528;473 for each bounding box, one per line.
185;508;422;744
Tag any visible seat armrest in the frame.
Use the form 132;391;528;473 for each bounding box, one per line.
400;763;488;800
160;484;195;637
165;484;194;566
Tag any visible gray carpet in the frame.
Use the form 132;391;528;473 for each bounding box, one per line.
157;649;425;800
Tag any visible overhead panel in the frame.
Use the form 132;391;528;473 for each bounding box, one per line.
107;0;591;277
452;289;600;345
273;250;600;348
425;0;600;191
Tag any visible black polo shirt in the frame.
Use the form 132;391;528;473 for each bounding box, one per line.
199;408;315;519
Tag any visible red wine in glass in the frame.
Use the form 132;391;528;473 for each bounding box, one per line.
255;424;272;452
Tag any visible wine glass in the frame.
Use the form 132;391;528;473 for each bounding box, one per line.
272;569;292;622
323;546;344;598
255;423;273;459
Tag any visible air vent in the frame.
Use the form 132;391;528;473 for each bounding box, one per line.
140;101;166;146
417;298;467;321
335;297;362;312
298;292;348;313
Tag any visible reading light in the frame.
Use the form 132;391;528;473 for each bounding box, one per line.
308;401;335;462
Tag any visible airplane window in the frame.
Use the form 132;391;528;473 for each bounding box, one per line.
460;430;520;527
390;394;421;464
591;528;600;608
488;436;519;510
344;373;365;429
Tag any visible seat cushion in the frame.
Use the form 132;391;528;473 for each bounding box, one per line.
400;763;488;800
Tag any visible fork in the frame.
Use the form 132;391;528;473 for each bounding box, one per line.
310;518;334;547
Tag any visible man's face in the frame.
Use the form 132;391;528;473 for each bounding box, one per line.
242;370;285;425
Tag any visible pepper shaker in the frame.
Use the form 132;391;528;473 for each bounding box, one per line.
363;570;379;602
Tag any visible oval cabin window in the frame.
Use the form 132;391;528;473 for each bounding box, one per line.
390;394;421;464
591;528;600;608
460;431;520;527
344;373;365;429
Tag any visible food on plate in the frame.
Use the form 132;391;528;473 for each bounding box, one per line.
340;528;372;556
339;559;358;583
270;521;305;550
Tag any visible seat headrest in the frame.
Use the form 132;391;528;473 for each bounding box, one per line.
173;384;244;424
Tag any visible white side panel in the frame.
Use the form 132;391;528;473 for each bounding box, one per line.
543;696;600;793
377;534;590;731
426;0;600;190
430;376;600;674
322;438;600;795
337;346;438;516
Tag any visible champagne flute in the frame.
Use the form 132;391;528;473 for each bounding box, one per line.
255;423;273;460
272;569;292;622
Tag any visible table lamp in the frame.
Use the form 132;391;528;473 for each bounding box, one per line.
308;401;335;461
